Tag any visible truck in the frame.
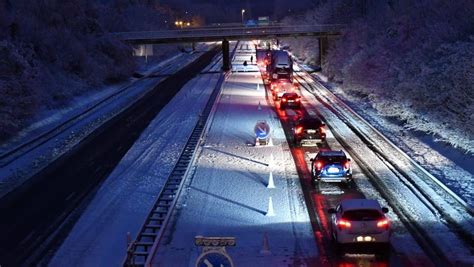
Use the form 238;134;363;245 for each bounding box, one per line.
266;50;297;100
268;50;293;80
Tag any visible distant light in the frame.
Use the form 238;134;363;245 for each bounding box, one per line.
186;22;191;26
242;9;245;14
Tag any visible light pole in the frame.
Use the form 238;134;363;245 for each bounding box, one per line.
241;9;245;25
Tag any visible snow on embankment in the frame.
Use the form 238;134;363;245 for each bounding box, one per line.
283;0;474;153
0;1;174;143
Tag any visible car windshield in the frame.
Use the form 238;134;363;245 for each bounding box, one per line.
300;119;322;128
342;209;383;221
320;155;346;163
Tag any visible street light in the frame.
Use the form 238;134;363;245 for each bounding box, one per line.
241;9;245;25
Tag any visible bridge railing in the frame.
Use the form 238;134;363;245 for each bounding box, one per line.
112;24;345;41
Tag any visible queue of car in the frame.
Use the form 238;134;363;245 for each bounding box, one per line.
256;45;391;252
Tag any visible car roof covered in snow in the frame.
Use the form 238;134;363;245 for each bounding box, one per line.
340;199;382;211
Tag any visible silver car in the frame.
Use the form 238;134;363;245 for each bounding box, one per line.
328;199;391;248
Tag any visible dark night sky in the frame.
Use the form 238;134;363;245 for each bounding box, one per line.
160;0;317;23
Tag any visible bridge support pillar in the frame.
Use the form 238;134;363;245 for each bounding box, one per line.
222;39;231;71
318;36;329;67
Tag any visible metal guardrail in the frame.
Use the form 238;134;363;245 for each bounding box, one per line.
112;24;345;43
123;43;238;267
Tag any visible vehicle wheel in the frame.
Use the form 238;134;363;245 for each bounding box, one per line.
316;180;321;191
376;243;391;258
293;137;299;147
344;180;353;189
333;235;343;255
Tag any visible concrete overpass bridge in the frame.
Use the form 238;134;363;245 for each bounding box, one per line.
113;24;344;70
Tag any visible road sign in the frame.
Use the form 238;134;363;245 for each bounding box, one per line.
194;236;236;247
194;236;235;267
195;250;234;267
254;121;270;139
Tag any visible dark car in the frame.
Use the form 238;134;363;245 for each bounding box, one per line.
280;92;301;109
270;78;295;100
310;150;353;186
293;117;326;146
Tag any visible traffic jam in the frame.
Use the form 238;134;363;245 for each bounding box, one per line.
254;40;424;264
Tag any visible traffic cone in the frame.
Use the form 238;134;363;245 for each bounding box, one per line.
268;137;273;146
260;232;271;255
266;197;275;216
267;171;275;189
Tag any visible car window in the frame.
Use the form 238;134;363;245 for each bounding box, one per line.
301;119;322;128
322;156;346;163
342;209;383;221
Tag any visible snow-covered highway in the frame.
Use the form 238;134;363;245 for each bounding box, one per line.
1;40;471;267
152;43;318;266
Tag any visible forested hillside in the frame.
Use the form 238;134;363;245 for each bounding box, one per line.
0;0;169;142
284;0;474;153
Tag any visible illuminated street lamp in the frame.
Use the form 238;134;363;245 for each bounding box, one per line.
241;9;245;25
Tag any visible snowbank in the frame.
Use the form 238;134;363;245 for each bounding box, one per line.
282;0;474;153
0;1;176;142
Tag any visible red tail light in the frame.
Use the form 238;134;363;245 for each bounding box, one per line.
319;127;326;134
282;98;287;102
377;219;389;229
344;161;350;169
337;219;351;229
315;161;323;170
295;126;303;134
296;98;300;102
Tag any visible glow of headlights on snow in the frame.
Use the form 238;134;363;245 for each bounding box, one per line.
196;160;309;224
223;88;261;97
